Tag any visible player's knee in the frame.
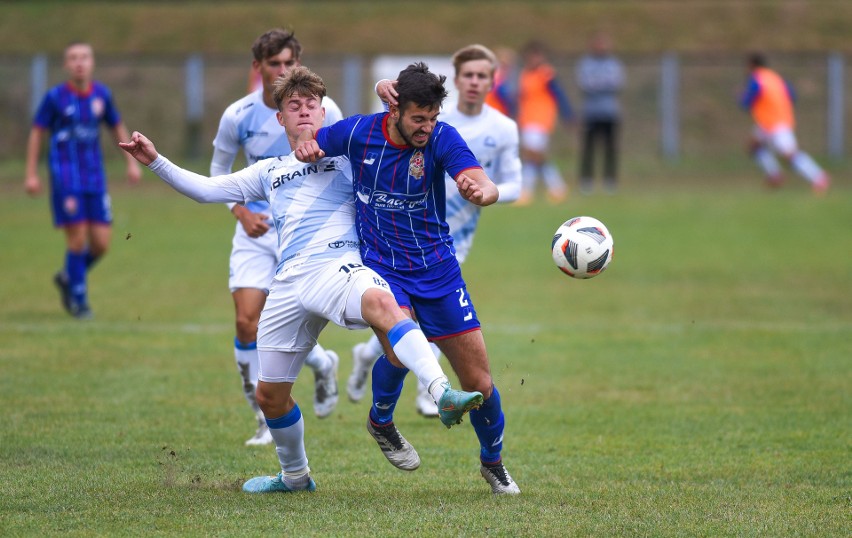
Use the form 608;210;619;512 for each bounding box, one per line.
458;370;493;398
255;384;292;416
361;289;402;325
90;243;109;258
235;315;259;341
369;290;398;314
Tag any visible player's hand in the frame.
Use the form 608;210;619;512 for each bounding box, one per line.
24;174;42;196
118;131;158;166
456;173;484;205
294;139;324;163
376;79;399;107
233;206;271;238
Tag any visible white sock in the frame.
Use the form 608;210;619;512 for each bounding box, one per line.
234;343;260;413
542;162;566;192
390;324;447;394
268;412;308;474
791;151;824;183
754;147;781;177
423;344;443;402
521;162;538;192
303;344;330;373
281;466;312;489
427;378;448;403
365;333;384;358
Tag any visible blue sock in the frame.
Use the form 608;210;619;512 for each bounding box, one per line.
368;354;408;425
469;385;505;464
66;250;88;307
266;404;302;429
84;250;101;270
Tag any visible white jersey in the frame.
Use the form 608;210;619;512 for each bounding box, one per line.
212;90;343;215
441;104;522;262
149;153;358;274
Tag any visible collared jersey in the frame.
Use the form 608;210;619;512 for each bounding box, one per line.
316;113;481;272
150;153;356;275
212;90;343;215
33;81;121;193
441;104;521;263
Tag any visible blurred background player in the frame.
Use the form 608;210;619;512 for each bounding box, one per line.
484;46;518;117
740;52;830;194
575;30;625;194
516;40;573;205
211;29;343;446
350;45;522;419
24;41;141;319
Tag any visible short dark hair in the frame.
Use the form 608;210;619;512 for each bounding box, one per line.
522;40;547;57
64;41;93;57
252;28;301;62
272;66;327;110
748;52;767;68
395;62;448;113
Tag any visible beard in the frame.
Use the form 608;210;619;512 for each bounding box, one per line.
395;115;430;148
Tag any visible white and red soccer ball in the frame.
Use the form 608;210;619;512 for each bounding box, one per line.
551;216;614;279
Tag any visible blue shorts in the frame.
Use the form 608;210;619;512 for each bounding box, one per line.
369;259;481;340
51;191;112;227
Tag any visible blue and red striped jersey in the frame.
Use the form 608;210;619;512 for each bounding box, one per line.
316;113;481;272
33;81;121;193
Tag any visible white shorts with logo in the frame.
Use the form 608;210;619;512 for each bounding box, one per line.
228;223;278;293
754;125;798;156
257;251;391;383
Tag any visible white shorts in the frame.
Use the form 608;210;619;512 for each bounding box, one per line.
754;125;798;156
257;251;391;383
228;223;278;293
521;125;551;153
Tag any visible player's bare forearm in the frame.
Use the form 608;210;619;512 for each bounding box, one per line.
113;124;142;183
456;169;499;206
24;128;44;195
232;204;270;237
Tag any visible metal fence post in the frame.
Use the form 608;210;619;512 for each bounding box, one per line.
660;53;680;160
185;54;204;159
342;55;363;116
30;54;47;117
826;52;844;159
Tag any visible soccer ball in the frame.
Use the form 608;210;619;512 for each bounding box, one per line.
551;216;614;279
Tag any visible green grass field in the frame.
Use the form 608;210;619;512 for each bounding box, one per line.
0;170;849;536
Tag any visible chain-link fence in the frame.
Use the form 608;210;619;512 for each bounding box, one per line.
2;52;847;171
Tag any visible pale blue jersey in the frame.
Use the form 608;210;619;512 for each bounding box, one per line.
440;104;521;263
212;90;343;215
150;154;357;274
316;113;480;273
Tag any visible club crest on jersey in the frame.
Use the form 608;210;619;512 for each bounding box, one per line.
408;150;424;180
90;97;104;117
63;195;79;216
